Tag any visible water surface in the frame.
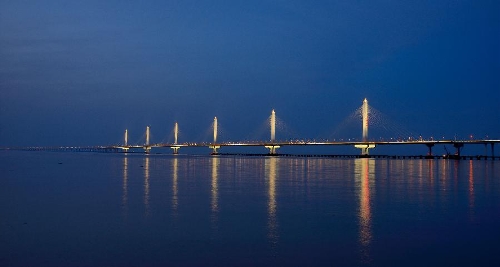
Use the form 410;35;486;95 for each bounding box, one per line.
1;151;499;266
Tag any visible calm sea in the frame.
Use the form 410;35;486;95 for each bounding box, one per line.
1;151;500;266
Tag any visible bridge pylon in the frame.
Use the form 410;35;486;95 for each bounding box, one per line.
210;117;220;155
171;122;180;154
119;129;129;152
355;98;375;155
144;126;151;154
266;109;280;155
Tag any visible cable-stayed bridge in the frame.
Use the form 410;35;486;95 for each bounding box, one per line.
19;99;500;159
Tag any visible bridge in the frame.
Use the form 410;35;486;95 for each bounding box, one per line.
108;98;498;159
16;99;499;159
110;139;499;159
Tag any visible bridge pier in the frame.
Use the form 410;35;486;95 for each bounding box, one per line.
355;144;375;156
210;146;220;155
426;143;434;156
492;143;495;157
265;145;280;155
171;147;180;154
453;143;464;157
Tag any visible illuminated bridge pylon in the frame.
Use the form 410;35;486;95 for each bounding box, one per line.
209;117;220;155
171;122;180;154
265;109;280;155
118;129;130;151
354;98;375;155
144;126;151;154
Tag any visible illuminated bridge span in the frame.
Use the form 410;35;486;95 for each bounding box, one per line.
109;99;499;159
112;140;500;159
17;99;498;159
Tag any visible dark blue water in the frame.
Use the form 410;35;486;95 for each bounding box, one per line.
1;151;500;266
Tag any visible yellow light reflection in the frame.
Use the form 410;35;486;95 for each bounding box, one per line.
266;157;278;247
419;159;423;185
355;158;374;263
122;156;128;216
468;160;475;220
172;157;178;215
144;156;150;216
453;160;459;186
440;160;448;190
211;157;219;224
428;159;434;186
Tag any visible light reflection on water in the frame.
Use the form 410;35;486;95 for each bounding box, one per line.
211;156;219;228
122;156;128;217
120;155;498;265
172;157;178;216
355;158;373;264
143;156;150;217
469;160;475;221
3;151;499;267
266;157;279;249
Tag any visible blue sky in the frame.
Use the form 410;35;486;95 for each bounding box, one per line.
1;0;499;147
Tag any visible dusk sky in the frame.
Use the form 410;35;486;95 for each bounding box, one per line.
1;0;499;147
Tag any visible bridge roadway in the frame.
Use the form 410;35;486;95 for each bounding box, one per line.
112;139;499;156
116;139;499;148
18;139;499;155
